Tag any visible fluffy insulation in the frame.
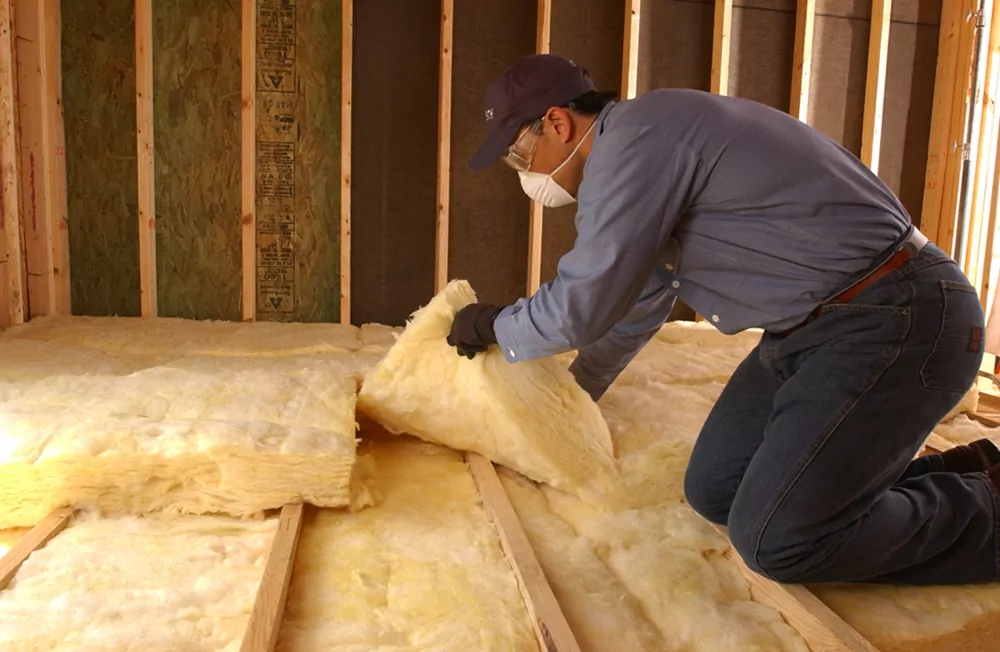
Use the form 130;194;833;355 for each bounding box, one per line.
357;280;625;507
275;436;537;651
0;510;277;651
0;317;380;528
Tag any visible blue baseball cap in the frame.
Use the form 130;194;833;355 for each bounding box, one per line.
468;54;596;170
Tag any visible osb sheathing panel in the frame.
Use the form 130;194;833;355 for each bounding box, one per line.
637;0;714;93
730;3;795;112
61;0;141;317
449;0;536;305
153;0;241;321
541;0;626;285
351;0;438;327
254;1;342;323
808;15;868;157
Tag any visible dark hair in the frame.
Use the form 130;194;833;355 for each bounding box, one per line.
564;90;619;115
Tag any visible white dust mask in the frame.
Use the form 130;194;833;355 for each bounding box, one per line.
518;119;596;208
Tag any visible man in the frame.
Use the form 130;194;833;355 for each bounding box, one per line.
446;53;1000;586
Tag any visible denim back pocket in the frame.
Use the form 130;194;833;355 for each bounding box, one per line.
920;279;985;393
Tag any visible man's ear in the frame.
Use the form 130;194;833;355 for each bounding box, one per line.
544;107;574;144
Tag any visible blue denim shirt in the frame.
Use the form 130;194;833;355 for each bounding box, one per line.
492;89;912;400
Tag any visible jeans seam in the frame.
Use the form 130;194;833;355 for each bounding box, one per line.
983;473;1000;580
749;308;913;575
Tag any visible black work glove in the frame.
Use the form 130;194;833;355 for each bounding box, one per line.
446;303;504;359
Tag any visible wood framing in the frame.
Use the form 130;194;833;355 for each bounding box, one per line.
984;117;1000;308
923;0;979;254
242;0;256;321
239;503;305;652
0;0;24;329
527;0;551;296
13;0;69;318
341;0;353;324
861;0;891;174
134;0;157;317
789;0;815;122
711;0;733;96
0;506;73;591
466;452;582;652
435;0;453;294
712;525;879;652
621;0;640;100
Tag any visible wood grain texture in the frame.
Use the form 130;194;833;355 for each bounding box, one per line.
0;506;73;591
341;0;352;324
861;0;891;173
239;503;304;652
790;0;816;121
436;0;453;294
467;453;581;652
135;0;156;317
527;0;550;295
0;0;24;329
713;524;880;652
622;0;641;99
242;0;256;321
45;0;68;315
711;0;733;95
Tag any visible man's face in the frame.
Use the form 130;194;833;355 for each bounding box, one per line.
505;107;590;197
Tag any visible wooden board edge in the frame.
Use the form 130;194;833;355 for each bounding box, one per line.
0;0;25;328
239;502;305;652
242;0;256;322
466;453;582;652
44;0;68;314
621;0;640;100
134;0;157;317
0;506;74;590
526;0;551;296
711;0;732;96
860;0;891;173
340;0;352;325
790;0;816;122
435;0;453;294
712;524;880;652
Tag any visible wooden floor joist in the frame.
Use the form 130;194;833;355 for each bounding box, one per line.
466;452;582;652
712;525;879;652
0;506;73;591
239;502;306;652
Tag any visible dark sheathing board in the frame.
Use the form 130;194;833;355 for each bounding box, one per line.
153;0;242;321
450;0;537;305
729;1;796;112
541;0;627;285
351;1;439;326
61;0;141;317
637;0;714;93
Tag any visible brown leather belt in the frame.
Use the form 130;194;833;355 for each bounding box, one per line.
781;228;928;336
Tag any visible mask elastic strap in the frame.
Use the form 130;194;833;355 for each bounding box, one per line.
549;118;597;178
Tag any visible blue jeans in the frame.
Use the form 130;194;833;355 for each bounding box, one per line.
684;243;1000;584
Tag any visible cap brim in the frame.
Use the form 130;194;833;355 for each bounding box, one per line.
468;123;520;170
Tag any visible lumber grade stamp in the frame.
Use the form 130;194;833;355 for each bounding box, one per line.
712;525;880;652
0;506;74;591
466;452;581;652
240;502;305;652
255;0;297;317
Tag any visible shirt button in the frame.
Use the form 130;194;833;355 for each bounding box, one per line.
672;281;680;289
509;349;516;358
711;315;719;323
665;264;674;271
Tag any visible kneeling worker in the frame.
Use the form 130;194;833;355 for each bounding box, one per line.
446;53;999;586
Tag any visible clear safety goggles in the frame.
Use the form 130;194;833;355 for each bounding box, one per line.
501;119;544;172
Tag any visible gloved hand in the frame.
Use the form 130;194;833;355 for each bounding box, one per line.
447;303;504;359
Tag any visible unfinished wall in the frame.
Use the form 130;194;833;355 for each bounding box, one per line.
540;0;626;285
449;0;536;305
637;0;714;93
254;0;342;323
350;0;438;327
153;0;241;321
61;0;140;317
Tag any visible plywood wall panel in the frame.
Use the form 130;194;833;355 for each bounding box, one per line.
541;0;626;285
351;0;438;326
152;0;242;321
61;0;140;317
637;0;714;93
449;0;536;305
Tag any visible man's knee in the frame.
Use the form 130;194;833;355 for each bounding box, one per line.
727;509;834;583
683;467;732;526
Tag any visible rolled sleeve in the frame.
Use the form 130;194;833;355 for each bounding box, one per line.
494;124;701;364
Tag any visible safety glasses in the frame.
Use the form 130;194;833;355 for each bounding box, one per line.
501;119;544;172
